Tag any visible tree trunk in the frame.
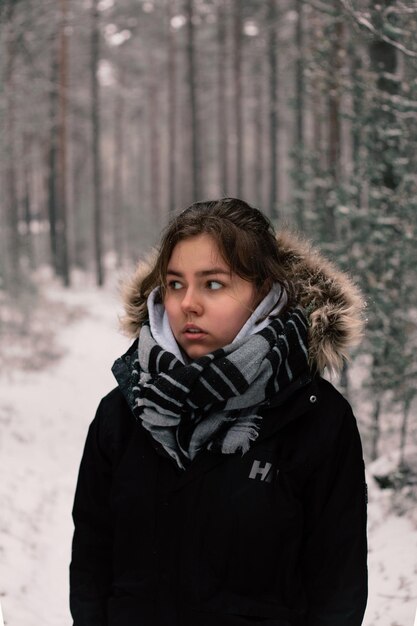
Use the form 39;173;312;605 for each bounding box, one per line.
4;0;20;294
326;10;343;240
267;0;279;219
327;19;343;184
350;50;364;208
167;0;178;214
57;0;70;286
294;0;305;230
185;0;202;200
137;114;146;221
113;80;125;267
369;9;398;192
90;0;104;286
217;0;228;195
254;55;265;209
310;11;325;220
399;396;411;468
72;137;88;270
149;74;161;223
22;134;35;268
233;0;243;196
48;42;59;274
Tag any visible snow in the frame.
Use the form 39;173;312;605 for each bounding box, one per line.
364;473;417;626
0;284;129;626
1;283;416;626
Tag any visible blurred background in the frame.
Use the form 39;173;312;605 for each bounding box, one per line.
0;0;416;625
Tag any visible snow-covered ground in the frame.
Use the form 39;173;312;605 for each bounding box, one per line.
365;479;417;625
0;283;416;626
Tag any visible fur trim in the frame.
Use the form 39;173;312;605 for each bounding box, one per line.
276;231;365;375
119;252;156;339
119;231;365;376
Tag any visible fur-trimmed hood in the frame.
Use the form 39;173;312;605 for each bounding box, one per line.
120;230;365;376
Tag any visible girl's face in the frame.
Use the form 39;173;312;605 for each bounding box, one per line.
164;234;259;359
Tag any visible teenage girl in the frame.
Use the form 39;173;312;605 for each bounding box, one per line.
70;198;367;626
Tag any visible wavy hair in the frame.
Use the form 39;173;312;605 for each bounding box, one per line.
122;197;295;330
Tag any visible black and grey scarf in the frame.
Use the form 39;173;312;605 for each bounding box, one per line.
112;306;311;470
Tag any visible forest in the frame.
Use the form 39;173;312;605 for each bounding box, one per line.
1;0;417;492
1;1;417;623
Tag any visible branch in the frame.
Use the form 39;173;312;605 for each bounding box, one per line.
339;0;417;58
301;0;338;17
396;2;417;15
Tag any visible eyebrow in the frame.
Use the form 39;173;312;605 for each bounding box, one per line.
166;268;230;277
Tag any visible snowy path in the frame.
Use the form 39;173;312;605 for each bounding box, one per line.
0;286;129;626
0;286;416;626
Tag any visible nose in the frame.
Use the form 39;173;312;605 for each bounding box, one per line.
181;286;203;316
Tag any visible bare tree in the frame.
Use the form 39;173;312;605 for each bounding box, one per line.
4;0;20;293
294;0;305;230
112;69;126;267
167;0;178;214
90;0;104;285
267;0;279;219
217;0;229;194
253;46;266;209
185;0;202;200
148;67;162;223
47;39;59;275
57;0;70;286
22;134;35;267
233;0;243;196
326;6;343;241
367;0;400;461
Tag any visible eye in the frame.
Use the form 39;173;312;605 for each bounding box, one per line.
167;280;183;290
207;280;223;290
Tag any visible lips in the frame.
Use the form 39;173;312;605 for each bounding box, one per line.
182;324;207;338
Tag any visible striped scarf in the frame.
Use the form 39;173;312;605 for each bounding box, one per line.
113;307;310;470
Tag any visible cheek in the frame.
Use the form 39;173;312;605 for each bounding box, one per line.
233;308;252;331
228;286;258;320
163;296;177;323
222;301;253;334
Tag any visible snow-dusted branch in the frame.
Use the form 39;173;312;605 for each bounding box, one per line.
396;1;417;15
301;0;338;16
339;0;417;58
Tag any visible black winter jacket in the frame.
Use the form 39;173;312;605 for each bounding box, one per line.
70;372;367;626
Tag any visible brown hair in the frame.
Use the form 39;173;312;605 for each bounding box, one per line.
131;198;295;327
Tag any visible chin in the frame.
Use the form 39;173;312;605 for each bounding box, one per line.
185;349;207;360
183;345;212;360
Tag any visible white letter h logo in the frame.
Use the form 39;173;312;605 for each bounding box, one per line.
249;460;274;482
